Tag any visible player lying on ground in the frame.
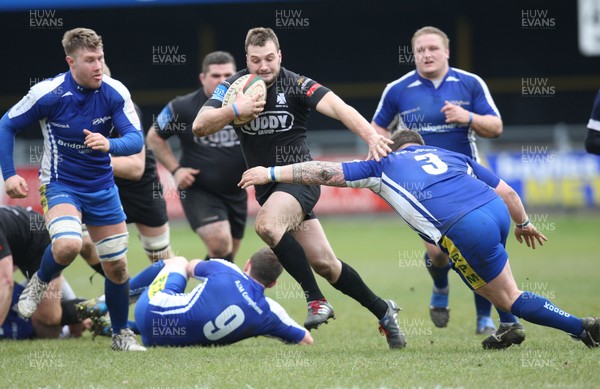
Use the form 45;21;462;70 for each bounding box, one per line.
1;277;92;340
78;249;313;346
238;129;600;349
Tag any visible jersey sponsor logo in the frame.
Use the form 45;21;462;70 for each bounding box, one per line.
61;91;73;97
49;122;70;128
235;280;263;314
276;93;287;105
92;116;111;125
239;111;294;135
212;84;228;102
57;138;91;153
195;126;240;148
446;100;471;107
416;123;458;133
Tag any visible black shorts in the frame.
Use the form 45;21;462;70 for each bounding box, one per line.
18;229;51;279
118;179;168;227
180;187;247;239
258;183;320;221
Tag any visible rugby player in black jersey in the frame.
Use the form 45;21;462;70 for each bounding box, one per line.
192;28;404;349
0;206;91;338
147;52;246;263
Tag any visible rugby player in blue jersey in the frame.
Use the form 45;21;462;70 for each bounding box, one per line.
0;28;145;351
372;26;504;334
239;129;600;349
123;249;312;347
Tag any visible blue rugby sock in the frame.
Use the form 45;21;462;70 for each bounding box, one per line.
424;253;450;289
129;260;165;299
105;278;130;332
37;244;67;282
510;292;583;336
496;308;519;324
474;293;493;317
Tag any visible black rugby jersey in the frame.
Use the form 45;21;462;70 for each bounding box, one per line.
205;67;330;202
0;206;49;272
155;89;246;195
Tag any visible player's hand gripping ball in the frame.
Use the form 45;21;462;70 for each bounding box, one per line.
222;74;267;126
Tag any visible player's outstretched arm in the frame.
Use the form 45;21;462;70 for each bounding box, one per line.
315;92;392;161
494;179;547;249
238;161;347;189
299;330;313;345
371;121;392;138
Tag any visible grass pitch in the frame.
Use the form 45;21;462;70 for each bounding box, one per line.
3;213;599;389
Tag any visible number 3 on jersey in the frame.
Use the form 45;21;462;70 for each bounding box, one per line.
414;153;448;175
203;305;245;340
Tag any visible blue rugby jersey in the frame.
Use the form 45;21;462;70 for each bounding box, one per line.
140;259;306;346
1;283;35;340
372;68;500;160
342;145;501;245
0;71;142;192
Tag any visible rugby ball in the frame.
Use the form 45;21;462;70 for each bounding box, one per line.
222;74;267;126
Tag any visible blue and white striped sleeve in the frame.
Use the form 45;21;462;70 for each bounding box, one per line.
341;160;383;192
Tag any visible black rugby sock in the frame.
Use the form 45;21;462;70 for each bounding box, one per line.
272;232;325;302
205;253;234;262
60;298;87;325
90;263;106;277
332;260;388;320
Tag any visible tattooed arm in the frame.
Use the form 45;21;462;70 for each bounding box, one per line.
238;161;348;189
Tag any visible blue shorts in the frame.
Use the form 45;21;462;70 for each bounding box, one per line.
439;197;510;290
134;272;187;346
40;182;126;226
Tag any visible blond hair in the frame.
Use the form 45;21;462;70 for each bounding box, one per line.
62;27;103;57
412;26;450;49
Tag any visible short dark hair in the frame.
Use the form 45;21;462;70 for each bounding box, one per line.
201;51;236;74
245;27;280;52
248;248;283;286
390;129;425;151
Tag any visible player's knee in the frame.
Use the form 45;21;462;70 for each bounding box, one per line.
95;232;129;262
102;259;129;284
429;252;448;267
254;218;280;246
140;230;173;260
205;237;232;259
48;215;83;260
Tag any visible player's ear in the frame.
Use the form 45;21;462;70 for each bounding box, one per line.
199;72;204;85
66;56;74;67
243;259;251;273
